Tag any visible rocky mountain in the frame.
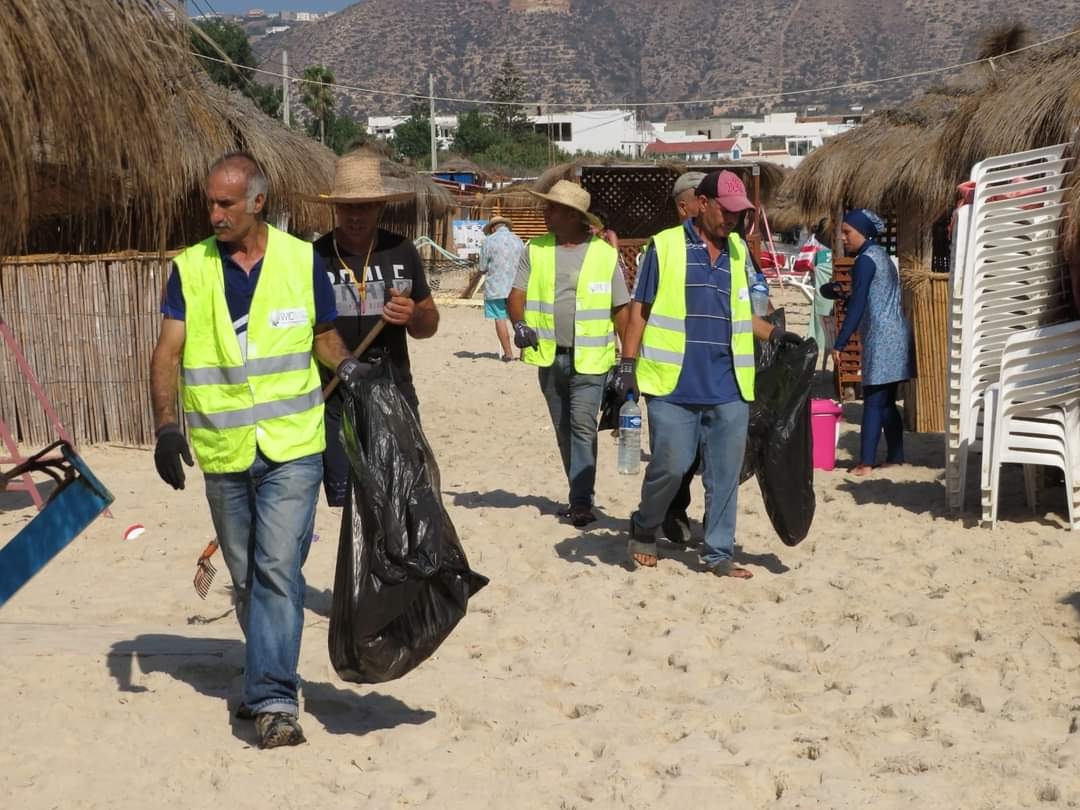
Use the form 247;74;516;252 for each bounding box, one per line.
256;0;1065;118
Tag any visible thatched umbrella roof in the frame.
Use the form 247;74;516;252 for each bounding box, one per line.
1;0;346;255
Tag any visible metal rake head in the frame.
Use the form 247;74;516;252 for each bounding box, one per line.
193;539;219;599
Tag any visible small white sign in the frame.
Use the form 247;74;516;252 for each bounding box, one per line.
269;308;309;328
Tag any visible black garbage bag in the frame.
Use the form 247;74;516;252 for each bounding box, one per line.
748;338;819;546
739;308;788;483
328;365;488;684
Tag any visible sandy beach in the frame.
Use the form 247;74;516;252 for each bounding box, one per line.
3;289;1079;809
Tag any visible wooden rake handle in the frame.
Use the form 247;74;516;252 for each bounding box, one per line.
322;319;387;399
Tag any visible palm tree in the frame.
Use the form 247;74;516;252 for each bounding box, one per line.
300;65;335;145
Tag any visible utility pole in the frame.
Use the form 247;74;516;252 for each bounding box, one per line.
282;51;290;126
428;74;438;171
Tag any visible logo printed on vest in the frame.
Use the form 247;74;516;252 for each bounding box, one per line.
588;281;611;294
269;308;309;328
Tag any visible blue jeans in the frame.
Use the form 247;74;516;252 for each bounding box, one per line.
204;450;323;716
634;398;749;568
537;354;607;508
860;382;904;466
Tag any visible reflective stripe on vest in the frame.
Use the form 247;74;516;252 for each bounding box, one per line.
522;234;618;374
637;225;755;400
175;224;326;473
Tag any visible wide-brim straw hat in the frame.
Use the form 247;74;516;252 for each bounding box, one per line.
302;152;415;204
483;215;513;234
527;180;602;230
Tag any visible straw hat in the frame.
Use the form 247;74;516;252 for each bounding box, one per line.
303;152;415;204
483;215;513;235
527;180;602;229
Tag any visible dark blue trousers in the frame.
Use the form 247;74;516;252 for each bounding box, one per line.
860;382;904;466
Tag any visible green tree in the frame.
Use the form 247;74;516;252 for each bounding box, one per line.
488;57;531;135
393;104;433;163
247;83;283;120
192;20;254;90
451;108;498;155
191;20;282;119
477;131;561;176
301;65;336;145
321;113;369;156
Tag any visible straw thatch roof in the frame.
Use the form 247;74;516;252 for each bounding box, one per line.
782;29;1080;228
1;0;345;254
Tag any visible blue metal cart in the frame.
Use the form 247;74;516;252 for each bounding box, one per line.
0;441;114;608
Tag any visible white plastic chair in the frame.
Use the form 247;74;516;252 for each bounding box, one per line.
979;321;1080;530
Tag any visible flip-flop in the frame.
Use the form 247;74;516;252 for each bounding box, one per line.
709;561;753;579
628;539;658;568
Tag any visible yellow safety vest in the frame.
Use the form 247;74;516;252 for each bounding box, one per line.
637;225;755;400
522;234;618;375
174;225;326;473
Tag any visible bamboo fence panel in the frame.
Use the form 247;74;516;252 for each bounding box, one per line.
0;252;173;447
902;267;950;433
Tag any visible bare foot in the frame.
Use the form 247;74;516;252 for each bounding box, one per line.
848;464;874;477
633;551;657;567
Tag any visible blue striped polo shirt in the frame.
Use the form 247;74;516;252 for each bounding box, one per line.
634;220;742;404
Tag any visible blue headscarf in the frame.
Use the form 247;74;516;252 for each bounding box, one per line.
843;208;884;241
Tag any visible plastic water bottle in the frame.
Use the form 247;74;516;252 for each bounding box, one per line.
617;395;642;475
750;279;770;316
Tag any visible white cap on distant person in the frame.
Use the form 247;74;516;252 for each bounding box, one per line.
671;171;705;198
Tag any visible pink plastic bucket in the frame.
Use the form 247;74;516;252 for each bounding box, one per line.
810;398;843;471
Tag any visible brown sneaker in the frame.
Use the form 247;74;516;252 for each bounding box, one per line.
255;712;306;749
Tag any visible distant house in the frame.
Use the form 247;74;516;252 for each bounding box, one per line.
643;138;739;162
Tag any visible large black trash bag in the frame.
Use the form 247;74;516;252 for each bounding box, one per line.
750;338;819;546
328;365;488;684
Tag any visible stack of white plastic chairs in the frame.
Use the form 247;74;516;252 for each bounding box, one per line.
979;321;1080;529
944;143;1074;516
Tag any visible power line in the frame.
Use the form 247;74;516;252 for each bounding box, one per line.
170;26;1080;111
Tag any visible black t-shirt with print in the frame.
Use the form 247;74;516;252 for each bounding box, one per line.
313;228;431;409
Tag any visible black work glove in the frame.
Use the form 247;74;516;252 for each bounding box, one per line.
819;281;848;302
769;327;804;347
513;320;539;350
154;423;194;490
612;358;638;404
336;355;383;399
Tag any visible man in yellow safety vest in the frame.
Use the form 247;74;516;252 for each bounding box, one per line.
508;180;630;528
614;170;801;578
150;153;375;748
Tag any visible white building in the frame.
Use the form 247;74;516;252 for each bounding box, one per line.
656;112;860;168
367;115;459;151
527;108;652;157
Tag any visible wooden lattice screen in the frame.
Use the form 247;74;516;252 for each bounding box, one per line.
580;166;681;240
831;257;862;396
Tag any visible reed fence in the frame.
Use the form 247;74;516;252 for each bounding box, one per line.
0;252;172;448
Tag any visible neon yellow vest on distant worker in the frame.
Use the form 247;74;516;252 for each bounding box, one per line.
173;224;325;473
522;234;618;375
637;225;756;400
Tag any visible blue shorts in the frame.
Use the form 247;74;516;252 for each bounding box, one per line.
484;298;509;320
